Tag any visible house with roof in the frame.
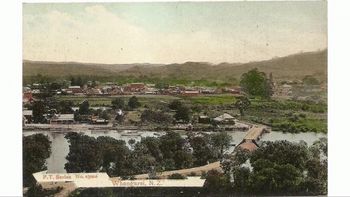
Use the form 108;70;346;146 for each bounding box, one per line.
85;88;102;95
23;92;33;103
237;140;259;152
181;90;200;96
198;115;210;124
23;110;33;124
124;83;146;93
50;114;75;124
65;86;83;95
213;113;236;124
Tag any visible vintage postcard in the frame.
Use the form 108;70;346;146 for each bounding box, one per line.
23;1;327;196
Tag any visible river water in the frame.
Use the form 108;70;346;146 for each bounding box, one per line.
23;130;326;173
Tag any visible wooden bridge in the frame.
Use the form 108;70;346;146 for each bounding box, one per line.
236;126;269;152
244;126;268;141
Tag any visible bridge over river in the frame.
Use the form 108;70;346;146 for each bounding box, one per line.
236;126;270;152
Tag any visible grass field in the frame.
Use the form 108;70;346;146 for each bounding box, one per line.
182;94;236;105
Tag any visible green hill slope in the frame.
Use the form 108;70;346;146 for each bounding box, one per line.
23;49;327;81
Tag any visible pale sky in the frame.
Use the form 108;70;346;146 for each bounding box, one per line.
23;2;327;64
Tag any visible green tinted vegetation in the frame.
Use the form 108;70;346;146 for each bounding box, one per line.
183;94;236;105
241;99;327;133
55;95;180;106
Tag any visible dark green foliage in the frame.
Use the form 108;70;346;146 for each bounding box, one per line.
251;141;309;170
226;140;327;196
141;110;173;125
63;132;197;177
32;101;46;123
64;133;103;173
78;100;90;115
168;100;182;111
97;136;130;176
232;167;251;193
234;96;251;116
23;134;51;187
57;100;74;114
128;96;141;109
70;76;84;87
203;170;231;193
174;105;191;123
24;185;62;197
188;135;218;166
128;143;157;175
240;68;272;98
111;97;124;110
249;163;303;195
210;132;232;158
140;109;173;125
155;82;169;90
250;99;327;113
159;132;192;169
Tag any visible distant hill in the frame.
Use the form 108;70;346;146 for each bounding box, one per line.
23;49;327;81
118;50;327;81
23;60;164;77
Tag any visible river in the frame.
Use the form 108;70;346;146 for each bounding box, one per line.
23;130;326;173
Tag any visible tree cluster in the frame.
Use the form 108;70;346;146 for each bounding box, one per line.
240;68;273;99
23;134;51;187
140;109;173;125
64;131;232;178
168;100;191;123
219;139;327;196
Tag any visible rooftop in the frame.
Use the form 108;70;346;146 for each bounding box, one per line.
53;114;74;121
238;141;258;152
23;110;33;116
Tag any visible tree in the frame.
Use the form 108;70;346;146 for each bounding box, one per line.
128;96;141;109
158;131;192;170
303;138;327;195
249;163;303;195
168;100;183;111
111;98;125;110
188;134;217;166
23;134;51;187
173;150;193;169
174;106;191;123
204;170;231;193
24;184;62;197
234;96;251;116
232;167;251;194
97;136;130;176
240;68;272;98
221;140;327;196
129;143;157;175
57;100;74;114
32;101;46;123
140;109;173;125
250;141;309;171
210;132;232;158
155;82;169;90
79;100;90;115
64;133;103;172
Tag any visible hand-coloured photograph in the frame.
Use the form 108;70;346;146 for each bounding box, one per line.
22;1;327;196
